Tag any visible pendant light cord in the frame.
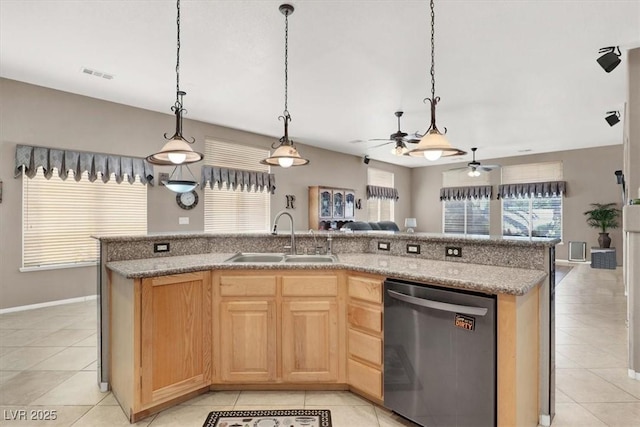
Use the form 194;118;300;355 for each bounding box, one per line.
175;0;182;107
283;9;289;117
430;0;435;101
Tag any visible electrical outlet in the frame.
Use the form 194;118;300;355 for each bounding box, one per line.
154;243;170;253
406;244;421;254
179;217;189;225
377;241;390;251
445;246;462;257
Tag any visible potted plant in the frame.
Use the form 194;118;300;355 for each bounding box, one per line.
583;202;621;248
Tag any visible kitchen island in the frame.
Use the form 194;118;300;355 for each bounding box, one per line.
97;232;557;426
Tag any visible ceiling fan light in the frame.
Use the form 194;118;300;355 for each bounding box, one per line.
260;144;309;167
391;144;409;156
147;137;203;165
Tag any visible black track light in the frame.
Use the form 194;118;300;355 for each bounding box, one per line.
363;155;370;165
605;111;620;126
597;46;621;73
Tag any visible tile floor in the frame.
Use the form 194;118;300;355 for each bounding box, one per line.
0;264;636;426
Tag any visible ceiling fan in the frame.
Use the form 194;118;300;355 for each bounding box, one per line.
352;111;420;156
450;147;501;176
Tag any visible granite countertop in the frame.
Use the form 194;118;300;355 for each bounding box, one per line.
107;252;547;296
94;231;559;248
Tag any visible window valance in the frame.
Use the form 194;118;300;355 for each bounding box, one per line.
201;166;276;194
14;144;154;185
440;185;492;201
366;185;399;201
497;181;567;199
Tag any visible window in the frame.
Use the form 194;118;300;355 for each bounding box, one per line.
367;168;394;222
501;162;563;239
204;139;271;232
22;168;147;269
443;199;490;235
441;169;490;235
502;197;562;238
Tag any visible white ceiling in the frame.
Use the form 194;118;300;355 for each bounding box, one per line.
1;0;638;168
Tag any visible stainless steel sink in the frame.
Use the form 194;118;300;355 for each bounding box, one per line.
283;254;338;263
223;253;338;263
224;253;285;263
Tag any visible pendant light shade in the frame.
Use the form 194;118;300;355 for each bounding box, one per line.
162;164;199;193
409;0;466;161
410;128;465;160
261;142;308;167
147;0;203;167
260;4;309;168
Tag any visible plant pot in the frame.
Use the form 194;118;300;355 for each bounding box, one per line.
598;232;611;248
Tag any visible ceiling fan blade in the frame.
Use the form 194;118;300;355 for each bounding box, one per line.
348;139;366;144
479;164;501;171
447;166;470;171
402;136;421;144
371;140;394;148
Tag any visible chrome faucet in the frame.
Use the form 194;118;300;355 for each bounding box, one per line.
326;234;333;255
272;211;296;254
309;229;324;254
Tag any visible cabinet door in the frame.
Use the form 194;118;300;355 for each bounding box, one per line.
140;272;211;406
281;299;338;382
219;300;277;382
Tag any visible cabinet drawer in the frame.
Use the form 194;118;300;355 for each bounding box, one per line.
348;276;382;303
220;275;277;296
282;276;338;297
348;329;382;366
348;359;382;400
347;303;382;334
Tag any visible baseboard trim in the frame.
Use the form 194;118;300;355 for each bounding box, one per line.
629;369;640;381
539;414;551;426
0;295;97;314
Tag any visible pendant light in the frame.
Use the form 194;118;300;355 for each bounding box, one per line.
260;4;309;168
409;0;466;161
146;0;203;168
162;164;198;193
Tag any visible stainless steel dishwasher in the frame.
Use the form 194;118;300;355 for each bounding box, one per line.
384;279;496;427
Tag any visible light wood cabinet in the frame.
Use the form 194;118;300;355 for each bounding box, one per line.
109;270;211;422
220;300;277;382
346;273;384;402
214;274;277;383
282;299;339;382
139;272;212;407
212;271;345;385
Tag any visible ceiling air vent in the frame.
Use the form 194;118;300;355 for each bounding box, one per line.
81;67;114;80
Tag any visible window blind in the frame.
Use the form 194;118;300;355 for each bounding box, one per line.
204;139;271;232
22;168;147;268
443;199;490;235
367;168;394;222
500;161;564;239
501;161;563;184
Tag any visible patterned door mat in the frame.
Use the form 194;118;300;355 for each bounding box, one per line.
202;409;332;427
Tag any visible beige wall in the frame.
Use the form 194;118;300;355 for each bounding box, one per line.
411;145;624;263
0;78;410;309
0;77;627;309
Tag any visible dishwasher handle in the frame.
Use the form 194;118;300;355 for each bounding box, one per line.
387;289;488;317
